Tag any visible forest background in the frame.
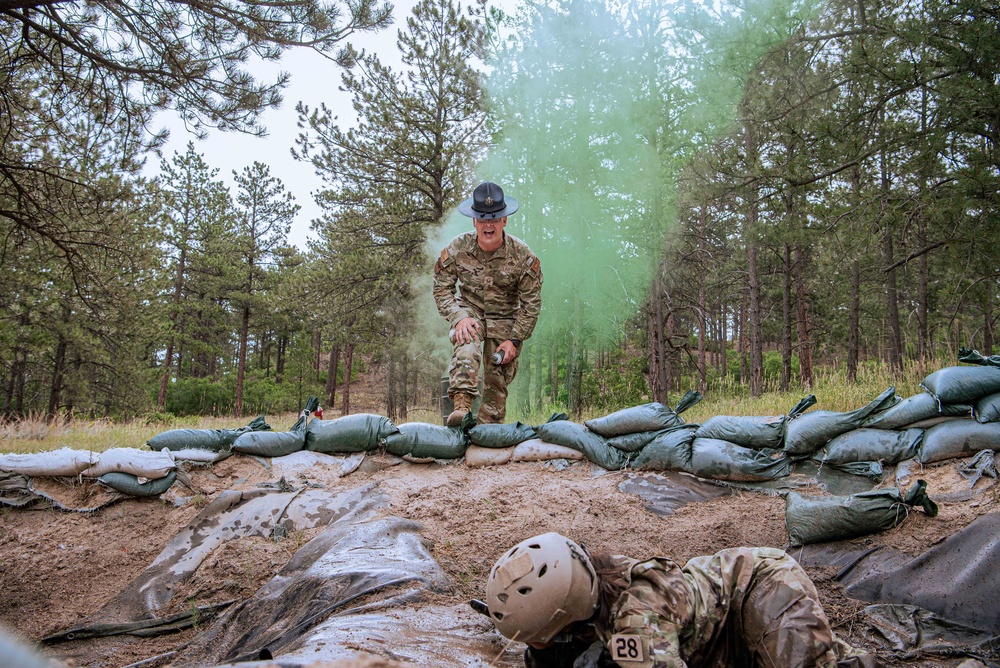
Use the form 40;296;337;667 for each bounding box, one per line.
1;0;997;428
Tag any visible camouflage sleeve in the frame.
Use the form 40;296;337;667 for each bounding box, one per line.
607;559;694;668
432;247;472;326
511;253;542;341
610;610;688;668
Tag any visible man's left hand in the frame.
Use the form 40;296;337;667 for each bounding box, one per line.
497;340;518;365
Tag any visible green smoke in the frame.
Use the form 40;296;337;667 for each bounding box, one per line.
425;0;822;411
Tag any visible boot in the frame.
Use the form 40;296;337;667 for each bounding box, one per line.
447;393;473;427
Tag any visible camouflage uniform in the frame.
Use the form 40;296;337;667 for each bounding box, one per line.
433;231;542;423
593;548;874;668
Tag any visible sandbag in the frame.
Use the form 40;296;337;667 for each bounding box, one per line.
784;480;938;546
464;445;514;467
863;392;971;430
630;426;697;471
305;414;397;453
148;415;271;452
82;447;176;480
381;422;468;459
820;460;884;479
467;421;536;449
919;365;1000;405
512;438;586;463
169;448;232;463
232;410;310;457
957;346;1000;368
918;419;1000;463
783;387;898;456
689;439;792;482
815;428;923;465
0;447;98;477
533;421;626;470
695;395;816;450
97;471;177;497
606;429;667;453
974;391;1000;423
584;390;702;437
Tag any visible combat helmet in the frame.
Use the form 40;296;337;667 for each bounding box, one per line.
485;532;599;644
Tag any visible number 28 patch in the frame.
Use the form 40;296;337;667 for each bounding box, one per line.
610;634;646;662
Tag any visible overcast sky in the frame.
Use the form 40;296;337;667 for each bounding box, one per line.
147;0;513;250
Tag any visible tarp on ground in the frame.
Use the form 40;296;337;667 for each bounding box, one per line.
783;387;898;456
168;487;452;667
618;471;733;517
863;391;971;430
44;484;382;640
584;390;701;437
862;604;1000;666
695;395;816;450
148;415;271;452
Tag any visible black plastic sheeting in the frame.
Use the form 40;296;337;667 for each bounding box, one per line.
797;511;1000;633
618;471;733;516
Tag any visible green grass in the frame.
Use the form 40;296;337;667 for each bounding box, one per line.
0;357;947;453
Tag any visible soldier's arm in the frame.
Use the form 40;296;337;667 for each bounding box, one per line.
609;610;688;668
433;248;472;326
512;254;543;341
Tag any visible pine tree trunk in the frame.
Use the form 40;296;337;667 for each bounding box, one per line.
47;334;67;422
848;260;860;382
341;342;354;415
326;343;340;409
781;243;793;392
234;304;250;418
794;246;813;389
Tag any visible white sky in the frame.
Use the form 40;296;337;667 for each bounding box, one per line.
148;0;515;250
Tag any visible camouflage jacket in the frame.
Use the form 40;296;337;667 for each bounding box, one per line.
433;231;542;342
595;547;806;668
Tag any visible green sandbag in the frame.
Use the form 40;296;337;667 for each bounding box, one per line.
533;421;626;470
98;471;177;497
584;391;702;438
689;439;792;482
820;460;885;480
630;426;697;471
958;347;1000;368
381;422;468;459
468;422;536;449
815;428;924;465
974;391;1000;423
783;387;898;456
147;415;271;452
304;413;397;453
695;395;815;450
863;392;971;430
606;429;670;453
920;365;1000;405
784;480;937;546
918;420;1000;463
231;411;309;457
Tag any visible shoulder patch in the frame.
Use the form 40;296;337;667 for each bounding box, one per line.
439;248;449;264
530;256;541;274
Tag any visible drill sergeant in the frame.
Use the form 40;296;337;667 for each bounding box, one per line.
433;182;542;425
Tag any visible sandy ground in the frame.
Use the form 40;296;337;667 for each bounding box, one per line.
1;413;997;667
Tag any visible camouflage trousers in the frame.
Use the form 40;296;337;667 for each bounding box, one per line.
449;320;519;424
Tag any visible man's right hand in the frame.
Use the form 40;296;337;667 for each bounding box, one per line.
453;317;481;344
